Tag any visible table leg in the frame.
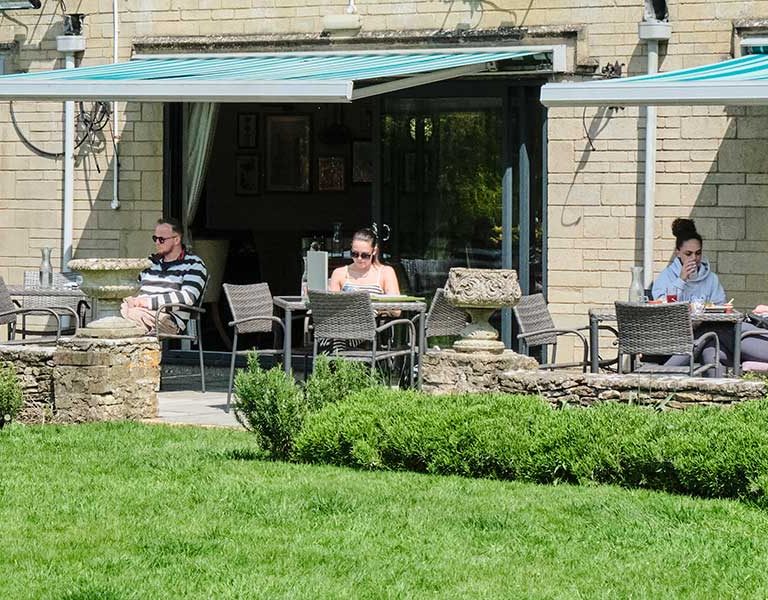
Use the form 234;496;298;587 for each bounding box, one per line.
733;319;742;377
589;313;600;373
284;307;293;374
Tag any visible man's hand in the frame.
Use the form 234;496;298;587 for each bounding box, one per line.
753;304;768;315
124;296;149;309
680;258;697;281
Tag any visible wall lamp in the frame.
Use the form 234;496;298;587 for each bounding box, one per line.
0;0;42;9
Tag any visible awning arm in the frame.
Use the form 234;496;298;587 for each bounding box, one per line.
351;62;489;100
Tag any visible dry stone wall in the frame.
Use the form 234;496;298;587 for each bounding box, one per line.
0;338;159;424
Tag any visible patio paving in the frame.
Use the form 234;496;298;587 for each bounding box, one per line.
152;365;243;429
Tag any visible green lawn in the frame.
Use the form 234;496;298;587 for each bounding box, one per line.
2;423;768;599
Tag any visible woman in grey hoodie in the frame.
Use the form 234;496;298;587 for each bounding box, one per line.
651;218;725;303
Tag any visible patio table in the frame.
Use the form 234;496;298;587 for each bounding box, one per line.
588;307;744;376
273;295;427;387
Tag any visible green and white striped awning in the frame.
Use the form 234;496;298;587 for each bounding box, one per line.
540;53;768;107
0;46;561;103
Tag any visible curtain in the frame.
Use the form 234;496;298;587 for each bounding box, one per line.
182;102;219;243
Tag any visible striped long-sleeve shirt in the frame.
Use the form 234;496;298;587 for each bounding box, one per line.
137;248;208;329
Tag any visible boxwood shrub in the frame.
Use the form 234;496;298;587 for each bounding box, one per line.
293;389;768;506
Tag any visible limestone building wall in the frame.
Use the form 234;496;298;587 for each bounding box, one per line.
0;1;766;364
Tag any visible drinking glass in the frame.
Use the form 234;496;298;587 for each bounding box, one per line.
665;286;679;303
691;297;705;316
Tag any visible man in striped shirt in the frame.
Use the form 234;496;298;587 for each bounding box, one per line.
120;218;208;335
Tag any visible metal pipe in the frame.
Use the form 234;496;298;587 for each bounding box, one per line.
643;39;659;288
62;51;75;271
111;0;120;210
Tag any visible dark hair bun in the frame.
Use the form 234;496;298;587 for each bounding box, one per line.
671;218;697;238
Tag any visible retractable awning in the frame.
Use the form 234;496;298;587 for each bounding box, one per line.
1;46;561;103
540;53;768;107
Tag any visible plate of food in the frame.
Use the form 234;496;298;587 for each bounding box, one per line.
703;303;733;313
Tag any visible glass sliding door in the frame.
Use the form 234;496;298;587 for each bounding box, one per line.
378;82;545;348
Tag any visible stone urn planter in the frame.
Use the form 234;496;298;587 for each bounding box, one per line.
444;267;522;354
68;257;151;338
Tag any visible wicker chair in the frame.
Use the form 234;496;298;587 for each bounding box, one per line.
412;288;468;352
615;301;719;376
18;270;90;337
307;290;417;387
155;281;207;393
0;276;77;344
514;293;616;372
223;282;289;412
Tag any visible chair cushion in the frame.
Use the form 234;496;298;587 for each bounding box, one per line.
742;361;768;372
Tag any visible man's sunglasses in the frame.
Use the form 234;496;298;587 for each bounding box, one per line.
350;251;372;260
152;235;178;244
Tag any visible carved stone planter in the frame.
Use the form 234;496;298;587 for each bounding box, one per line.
68;257;151;338
444;267;522;354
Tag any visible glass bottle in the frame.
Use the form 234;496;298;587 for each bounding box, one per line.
39;246;53;288
331;222;342;256
628;266;644;302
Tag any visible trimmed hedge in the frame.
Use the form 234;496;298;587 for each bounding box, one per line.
294;389;768;505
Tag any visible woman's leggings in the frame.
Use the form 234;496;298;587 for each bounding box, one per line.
664;322;768;376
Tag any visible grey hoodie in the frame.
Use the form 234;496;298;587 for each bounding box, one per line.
651;257;726;303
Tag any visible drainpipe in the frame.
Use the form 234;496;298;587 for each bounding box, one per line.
638;19;671;288
56;34;86;271
111;0;120;210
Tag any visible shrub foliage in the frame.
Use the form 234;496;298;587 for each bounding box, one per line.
234;354;380;459
294;389;768;506
0;365;23;428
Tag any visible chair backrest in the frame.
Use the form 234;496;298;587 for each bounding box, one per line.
308;290;377;342
425;288;467;338
513;293;558;346
615;301;693;356
23;270;81;288
222;282;275;334
0;276;17;326
21;270;83;311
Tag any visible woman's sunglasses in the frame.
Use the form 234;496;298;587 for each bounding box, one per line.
350;251;372;260
152;235;178;244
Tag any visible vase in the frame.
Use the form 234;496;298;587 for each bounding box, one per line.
39;247;53;288
628;266;645;302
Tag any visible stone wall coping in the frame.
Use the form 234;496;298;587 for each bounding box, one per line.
56;337;160;349
500;369;767;396
0;344;56;359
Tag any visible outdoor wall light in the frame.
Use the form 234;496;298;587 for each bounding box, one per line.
0;0;42;9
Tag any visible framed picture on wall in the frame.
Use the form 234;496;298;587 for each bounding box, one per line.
352;139;373;183
236;155;260;195
266;114;311;192
318;156;345;192
237;113;259;149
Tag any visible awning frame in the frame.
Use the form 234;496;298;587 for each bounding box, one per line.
0;45;566;103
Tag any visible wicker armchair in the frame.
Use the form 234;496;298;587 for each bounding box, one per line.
18;271;90;337
307;290;417;387
155;281;207;393
223;282;288;412
412;288;468;352
0;276;77;344
615;301;719;376
514;293;616;372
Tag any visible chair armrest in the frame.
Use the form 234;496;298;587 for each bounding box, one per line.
693;330;720;362
156;302;206;315
44;305;79;322
0;307;63;339
518;327;588;346
748;312;768;328
376;318;416;342
228;315;285;333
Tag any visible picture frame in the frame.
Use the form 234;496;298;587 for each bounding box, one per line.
265;114;311;192
237;113;259;149
352;139;373;183
318;156;345;192
235;155;260;195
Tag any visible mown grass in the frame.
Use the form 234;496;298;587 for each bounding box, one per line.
2;422;768;599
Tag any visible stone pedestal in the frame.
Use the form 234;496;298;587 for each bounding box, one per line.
422;349;538;394
52;337;160;423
